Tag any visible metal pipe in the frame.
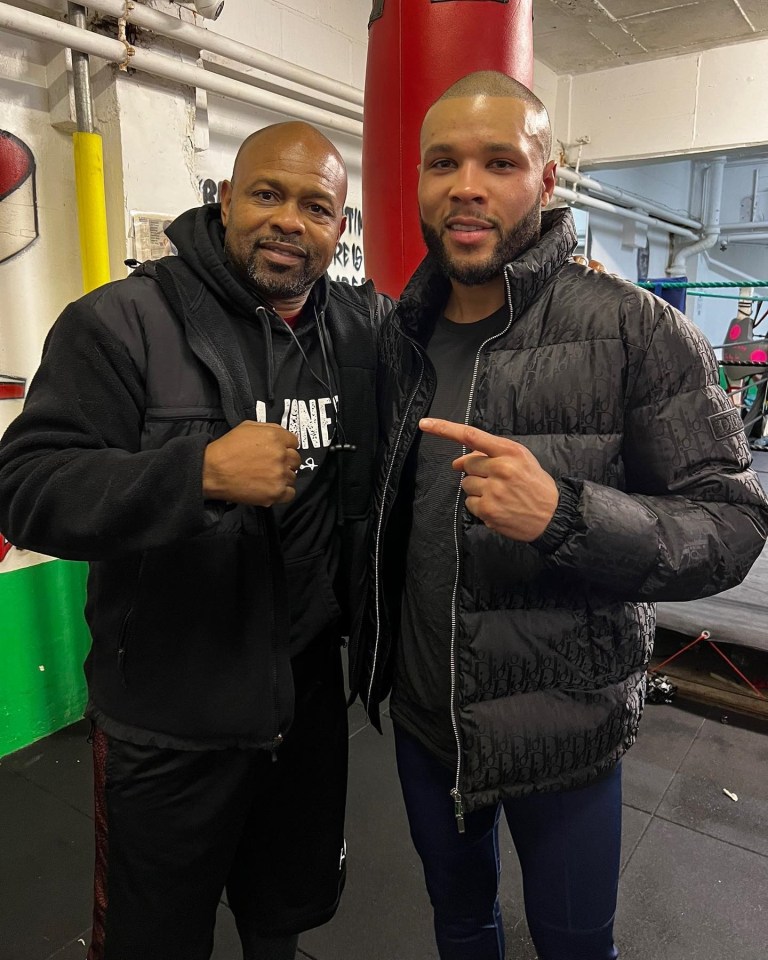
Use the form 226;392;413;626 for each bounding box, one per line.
752;169;759;223
667;158;727;275
62;3;110;291
67;3;94;133
718;221;768;232
89;0;364;109
0;3;125;57
553;185;698;239
704;250;761;284
0;3;363;138
722;234;768;243
73;131;111;291
557;166;702;231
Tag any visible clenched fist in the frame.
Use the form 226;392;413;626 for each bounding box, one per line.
202;421;301;507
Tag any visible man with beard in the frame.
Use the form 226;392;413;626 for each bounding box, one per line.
0;122;386;960
351;72;768;960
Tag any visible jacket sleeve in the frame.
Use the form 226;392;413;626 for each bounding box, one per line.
533;300;768;601
0;298;214;561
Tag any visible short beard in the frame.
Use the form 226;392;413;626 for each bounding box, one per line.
225;237;321;300
421;200;542;286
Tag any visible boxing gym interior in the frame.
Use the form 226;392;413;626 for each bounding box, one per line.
1;2;768;958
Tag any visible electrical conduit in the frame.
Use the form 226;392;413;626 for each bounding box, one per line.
68;3;110;293
667;157;727;275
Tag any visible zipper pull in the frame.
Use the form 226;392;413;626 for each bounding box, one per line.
450;788;466;834
271;732;284;762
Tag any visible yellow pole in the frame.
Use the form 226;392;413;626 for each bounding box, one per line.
73;131;111;293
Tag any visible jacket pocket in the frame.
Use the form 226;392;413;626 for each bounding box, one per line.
142;406;227;449
114;553;146;685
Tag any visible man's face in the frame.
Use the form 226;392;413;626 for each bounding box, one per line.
418;96;556;286
221;135;347;301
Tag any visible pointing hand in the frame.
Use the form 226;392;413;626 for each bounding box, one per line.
419;418;559;541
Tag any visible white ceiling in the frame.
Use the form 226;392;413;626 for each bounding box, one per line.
533;0;768;75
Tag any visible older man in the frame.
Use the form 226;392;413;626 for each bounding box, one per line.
0;122;385;960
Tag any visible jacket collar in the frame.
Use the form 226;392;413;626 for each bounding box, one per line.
397;207;577;341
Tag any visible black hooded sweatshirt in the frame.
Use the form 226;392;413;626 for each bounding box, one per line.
166;205;346;650
0;204;380;750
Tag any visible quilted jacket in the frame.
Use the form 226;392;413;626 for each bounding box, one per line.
351;207;768;814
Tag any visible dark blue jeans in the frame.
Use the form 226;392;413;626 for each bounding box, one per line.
394;725;621;960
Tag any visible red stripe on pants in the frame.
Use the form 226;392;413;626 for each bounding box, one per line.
87;727;110;960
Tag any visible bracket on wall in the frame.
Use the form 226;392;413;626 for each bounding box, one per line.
371;0;509;26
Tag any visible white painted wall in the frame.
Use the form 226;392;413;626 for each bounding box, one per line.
204;0;369;87
0;36;81;444
2;0;768;389
533;58;558;151
556;38;768;167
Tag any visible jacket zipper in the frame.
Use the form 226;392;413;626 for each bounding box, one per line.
117;553;146;686
366;338;426;714
449;272;516;833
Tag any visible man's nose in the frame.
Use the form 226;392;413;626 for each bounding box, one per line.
448;164;486;204
270;202;305;235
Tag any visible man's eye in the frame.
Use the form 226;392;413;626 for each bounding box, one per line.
490;160;514;169
431;159;454;170
255;191;276;201
309;204;331;215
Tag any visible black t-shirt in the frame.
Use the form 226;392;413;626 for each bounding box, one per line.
232;307;341;653
390;306;507;767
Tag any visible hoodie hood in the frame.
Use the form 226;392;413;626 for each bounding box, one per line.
164;203;331;402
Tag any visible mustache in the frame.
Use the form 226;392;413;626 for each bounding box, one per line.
442;212;499;230
254;236;309;256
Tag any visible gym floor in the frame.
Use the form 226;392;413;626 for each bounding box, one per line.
1;695;767;960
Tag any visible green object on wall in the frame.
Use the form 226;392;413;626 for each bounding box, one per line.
0;559;91;757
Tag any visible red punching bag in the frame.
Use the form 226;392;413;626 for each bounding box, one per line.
362;0;534;298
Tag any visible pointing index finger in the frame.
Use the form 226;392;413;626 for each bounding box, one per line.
419;418;513;457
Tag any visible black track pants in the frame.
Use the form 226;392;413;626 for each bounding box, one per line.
87;638;348;960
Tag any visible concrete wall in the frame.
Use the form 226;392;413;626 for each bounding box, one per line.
555;38;768;166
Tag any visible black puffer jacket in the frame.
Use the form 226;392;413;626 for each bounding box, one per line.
0;206;379;750
352;207;768;814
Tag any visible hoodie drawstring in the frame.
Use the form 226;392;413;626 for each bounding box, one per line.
256;306;277;403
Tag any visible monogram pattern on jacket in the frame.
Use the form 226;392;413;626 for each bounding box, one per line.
358;207;768;812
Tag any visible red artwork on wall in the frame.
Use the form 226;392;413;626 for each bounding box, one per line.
0;129;38;263
0;374;26;400
0;535;12;562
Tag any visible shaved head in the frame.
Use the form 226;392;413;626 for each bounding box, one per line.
220;121;348;311
425;71;552;162
231;121;348;197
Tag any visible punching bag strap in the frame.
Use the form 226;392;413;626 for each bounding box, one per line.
369;0;384;25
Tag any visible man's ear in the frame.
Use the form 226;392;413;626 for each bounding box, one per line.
541;160;557;208
338;215;347;242
220;180;233;225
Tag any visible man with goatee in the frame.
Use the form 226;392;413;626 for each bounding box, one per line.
0;122;387;960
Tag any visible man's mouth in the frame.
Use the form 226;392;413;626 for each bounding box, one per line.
257;240;307;265
444;218;495;246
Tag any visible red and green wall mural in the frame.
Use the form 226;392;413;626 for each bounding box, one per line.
1;129;91;757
